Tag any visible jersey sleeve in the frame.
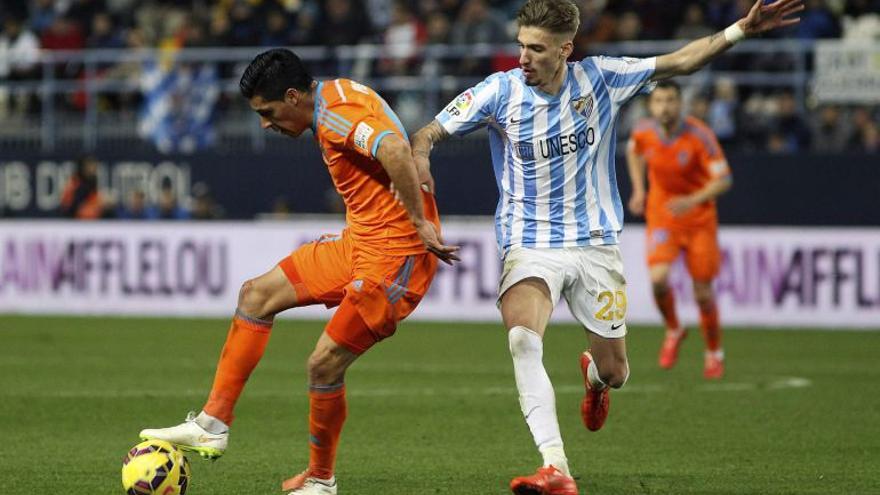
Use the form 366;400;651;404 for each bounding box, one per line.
435;73;503;136
590;56;657;105
692;123;730;178
318;97;402;159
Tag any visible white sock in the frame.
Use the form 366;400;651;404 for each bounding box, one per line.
196;411;229;434
539;445;570;476
587;359;608;391
706;349;725;360
666;327;685;336
508;326;568;475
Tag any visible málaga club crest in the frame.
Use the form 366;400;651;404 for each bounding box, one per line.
571;94;594;120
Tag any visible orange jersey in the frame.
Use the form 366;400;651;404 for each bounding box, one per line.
312;78;439;256
631;116;730;229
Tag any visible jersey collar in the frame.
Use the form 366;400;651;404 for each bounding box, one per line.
310;81;324;134
528;63;573;102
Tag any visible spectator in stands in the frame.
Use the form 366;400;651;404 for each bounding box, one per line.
261;8;293;47
59;155;111;219
425;9;452;45
771;91;811;152
148;183;189;220
614;10;641;41
449;0;508;75
40;16;85;52
380;0;426;76
573;1;616;57
450;0;508;45
312;0;371;47
191;182;224;220
87;12;123;48
848;107;880;153
796;0;841;39
228;1;259;46
259;195;293;220
810;105;851;152
28;0;58;35
708;78;738;144
66;0;105;38
674;4;714;40
688;93;711;123
0;14;40;117
207;10;233;46
116;189;150;220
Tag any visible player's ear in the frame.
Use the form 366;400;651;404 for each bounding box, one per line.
560;39;574;60
284;88;299;105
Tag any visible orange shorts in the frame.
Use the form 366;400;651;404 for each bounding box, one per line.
277;229;437;354
646;225;721;281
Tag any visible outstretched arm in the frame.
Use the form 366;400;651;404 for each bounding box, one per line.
410;120;450;194
654;0;803;80
376;133;460;264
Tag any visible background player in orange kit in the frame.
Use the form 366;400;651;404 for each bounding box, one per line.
140;48;459;495
627;80;732;379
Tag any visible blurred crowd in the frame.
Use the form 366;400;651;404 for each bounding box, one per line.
58;154;224;220
0;0;878;152
2;0;879;52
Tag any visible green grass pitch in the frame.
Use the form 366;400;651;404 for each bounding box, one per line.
1;316;878;494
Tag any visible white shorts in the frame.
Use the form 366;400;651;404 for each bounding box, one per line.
498;245;628;338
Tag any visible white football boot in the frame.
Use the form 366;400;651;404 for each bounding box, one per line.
139;411;227;460
282;471;338;495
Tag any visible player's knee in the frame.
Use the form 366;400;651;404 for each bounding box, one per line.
652;280;670;297
599;360;629;389
307;349;345;385
507;326;542;358
237;278;271;318
693;285;715;308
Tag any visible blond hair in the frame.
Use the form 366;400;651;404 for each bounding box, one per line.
516;0;580;37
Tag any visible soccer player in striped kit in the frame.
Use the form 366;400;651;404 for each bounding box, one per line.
411;0;802;493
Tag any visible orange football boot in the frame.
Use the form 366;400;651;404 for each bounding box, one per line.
704;350;725;380
658;328;687;369
579;351;609;432
510;466;578;495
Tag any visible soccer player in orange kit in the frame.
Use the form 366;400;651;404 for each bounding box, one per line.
627;80;732;379
139;48;459;495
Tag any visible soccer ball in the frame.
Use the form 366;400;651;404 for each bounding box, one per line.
121;439;191;495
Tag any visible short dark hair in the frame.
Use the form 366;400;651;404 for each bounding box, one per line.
517;0;580;37
653;80;681;96
239;48;313;101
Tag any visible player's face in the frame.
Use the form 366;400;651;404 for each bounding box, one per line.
249;94;307;138
517;26;572;89
648;87;682;127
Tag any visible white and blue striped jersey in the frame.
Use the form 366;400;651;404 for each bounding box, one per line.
436;56;656;252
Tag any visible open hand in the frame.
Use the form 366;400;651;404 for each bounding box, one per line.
415;221;460;265
667;196;698;216
741;0;804;37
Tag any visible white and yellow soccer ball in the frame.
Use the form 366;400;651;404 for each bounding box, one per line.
121;439;191;495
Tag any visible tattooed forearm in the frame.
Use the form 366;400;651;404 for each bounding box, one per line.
411;120;449;158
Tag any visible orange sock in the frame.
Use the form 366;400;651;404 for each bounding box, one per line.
203;311;272;425
308;385;347;480
698;301;721;351
654;289;680;330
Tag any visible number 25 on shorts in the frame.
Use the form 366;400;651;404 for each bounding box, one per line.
594;290;627;321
